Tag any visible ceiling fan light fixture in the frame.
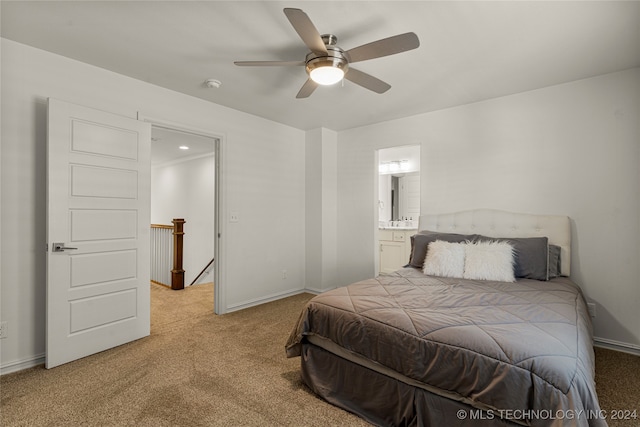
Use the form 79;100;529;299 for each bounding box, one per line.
310;65;344;85
306;54;348;86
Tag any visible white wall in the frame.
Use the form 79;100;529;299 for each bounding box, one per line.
337;68;640;352
305;128;338;293
0;39;306;372
151;155;215;285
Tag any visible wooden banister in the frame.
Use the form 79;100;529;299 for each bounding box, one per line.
151;223;173;229
171;218;186;290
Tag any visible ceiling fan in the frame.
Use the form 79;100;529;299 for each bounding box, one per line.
234;8;420;98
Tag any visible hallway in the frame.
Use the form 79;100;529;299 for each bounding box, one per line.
150;282;214;333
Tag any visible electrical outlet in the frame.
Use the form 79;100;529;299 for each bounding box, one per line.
282;269;287;280
0;321;7;339
587;303;596;318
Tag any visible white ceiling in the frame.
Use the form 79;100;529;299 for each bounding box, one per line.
2;1;640;132
151;127;215;166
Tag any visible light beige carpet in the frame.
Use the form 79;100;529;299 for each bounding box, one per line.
1;284;367;426
1;283;638;426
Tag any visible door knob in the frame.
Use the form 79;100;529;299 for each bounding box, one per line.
52;243;78;252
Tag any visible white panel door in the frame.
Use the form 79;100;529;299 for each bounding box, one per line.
46;98;151;368
398;173;421;221
405;173;421;221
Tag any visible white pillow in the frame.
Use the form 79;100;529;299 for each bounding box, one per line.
463;240;515;282
423;240;466;278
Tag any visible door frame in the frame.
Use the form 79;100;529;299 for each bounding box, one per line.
138;114;226;314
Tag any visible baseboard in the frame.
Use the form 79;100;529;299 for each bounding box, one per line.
226;288;310;313
1;353;45;376
594;337;640;356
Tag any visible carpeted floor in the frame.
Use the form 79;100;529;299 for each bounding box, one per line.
1;283;638;426
1;284;367;426
593;346;640;427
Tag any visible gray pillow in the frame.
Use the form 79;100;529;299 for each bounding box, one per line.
548;244;562;279
409;232;477;269
476;235;549;280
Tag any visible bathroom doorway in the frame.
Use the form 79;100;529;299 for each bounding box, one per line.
377;145;420;274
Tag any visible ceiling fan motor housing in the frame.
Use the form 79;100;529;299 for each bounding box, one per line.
305;35;349;80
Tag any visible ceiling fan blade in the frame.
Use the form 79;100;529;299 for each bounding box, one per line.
296;78;318;99
283;8;328;56
234;60;305;67
345;32;420;63
344;68;391;94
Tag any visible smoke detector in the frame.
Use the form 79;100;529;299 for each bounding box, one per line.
205;79;222;89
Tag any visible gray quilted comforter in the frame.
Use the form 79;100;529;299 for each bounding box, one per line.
286;267;605;426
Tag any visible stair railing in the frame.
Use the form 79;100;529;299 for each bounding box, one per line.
189;257;215;287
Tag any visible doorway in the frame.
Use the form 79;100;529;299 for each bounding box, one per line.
376;145;421;274
150;126;216;285
141;116;223;314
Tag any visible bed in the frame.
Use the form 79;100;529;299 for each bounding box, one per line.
286;209;605;427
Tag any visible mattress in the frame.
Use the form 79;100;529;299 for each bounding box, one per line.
286;267;605;426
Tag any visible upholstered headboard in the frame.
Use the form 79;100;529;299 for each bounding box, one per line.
418;209;571;276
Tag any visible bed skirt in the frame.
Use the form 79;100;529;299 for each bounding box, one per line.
300;342;521;427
